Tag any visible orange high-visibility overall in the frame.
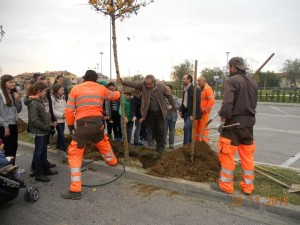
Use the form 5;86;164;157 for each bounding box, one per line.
218;136;256;194
195;83;215;142
65;81;120;192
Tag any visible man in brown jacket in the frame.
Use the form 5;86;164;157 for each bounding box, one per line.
119;75;176;154
212;57;258;195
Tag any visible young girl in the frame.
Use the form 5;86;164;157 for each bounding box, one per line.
24;74;57;169
53;75;68;102
51;84;67;152
0;75;22;164
27;82;57;182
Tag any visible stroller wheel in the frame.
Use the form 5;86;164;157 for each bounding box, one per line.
24;188;31;202
30;188;39;202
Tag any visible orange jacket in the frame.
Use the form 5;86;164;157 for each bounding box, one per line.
65;81;120;126
201;83;215;114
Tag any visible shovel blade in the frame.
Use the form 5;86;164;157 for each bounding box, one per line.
288;184;300;193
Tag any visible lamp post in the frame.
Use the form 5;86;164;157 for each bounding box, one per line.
99;52;104;74
109;18;112;81
224;51;230;92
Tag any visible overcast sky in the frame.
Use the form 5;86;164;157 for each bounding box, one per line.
0;0;299;80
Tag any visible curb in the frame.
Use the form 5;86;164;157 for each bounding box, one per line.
18;141;300;221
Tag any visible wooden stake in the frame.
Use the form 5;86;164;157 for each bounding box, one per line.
191;60;198;164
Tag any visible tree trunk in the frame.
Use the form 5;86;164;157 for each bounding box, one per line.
111;15;129;159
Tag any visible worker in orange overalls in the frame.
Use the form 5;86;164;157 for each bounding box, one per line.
194;76;215;143
61;70;121;200
211;57;258;195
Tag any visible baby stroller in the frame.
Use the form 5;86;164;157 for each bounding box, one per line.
0;163;39;205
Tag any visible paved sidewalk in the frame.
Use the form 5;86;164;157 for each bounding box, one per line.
18;141;300;222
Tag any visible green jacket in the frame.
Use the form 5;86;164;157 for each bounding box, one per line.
119;95;132;121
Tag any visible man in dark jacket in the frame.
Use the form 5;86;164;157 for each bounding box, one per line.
212;57;258;195
131;89;143;146
179;74;202;144
119;75;176;154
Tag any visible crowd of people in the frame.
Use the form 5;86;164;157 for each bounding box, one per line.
0;56;258;201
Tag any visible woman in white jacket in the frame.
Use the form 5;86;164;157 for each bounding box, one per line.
51;84;67;152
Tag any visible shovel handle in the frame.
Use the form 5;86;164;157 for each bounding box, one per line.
206;112;219;126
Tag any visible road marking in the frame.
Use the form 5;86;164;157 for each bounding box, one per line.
257;113;300;118
269;106;293;116
174;142;183;146
254;126;300;134
280;152;300;167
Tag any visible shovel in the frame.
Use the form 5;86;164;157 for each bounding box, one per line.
206;112;219;126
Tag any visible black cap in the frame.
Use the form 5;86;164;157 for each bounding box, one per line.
83;70;98;82
228;57;249;71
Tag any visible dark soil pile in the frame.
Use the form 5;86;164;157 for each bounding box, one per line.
147;142;220;182
54;133;220;183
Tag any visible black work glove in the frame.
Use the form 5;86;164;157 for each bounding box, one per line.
68;125;75;135
217;122;225;133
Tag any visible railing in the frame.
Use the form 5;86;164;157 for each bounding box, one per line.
173;87;300;103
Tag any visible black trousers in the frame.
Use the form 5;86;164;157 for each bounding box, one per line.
221;127;254;146
106;111;122;139
145;111;165;150
0;124;18;164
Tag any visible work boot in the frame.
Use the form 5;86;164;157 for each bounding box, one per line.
134;142;143;146
47;161;56;168
242;190;252;196
211;183;232;194
35;175;51;182
61;191;82;200
44;169;58;176
169;144;174;149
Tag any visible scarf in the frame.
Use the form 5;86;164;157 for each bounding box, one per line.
183;83;191;108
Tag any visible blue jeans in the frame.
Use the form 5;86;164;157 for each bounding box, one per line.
183;113;192;144
56;123;67;151
133;120;141;144
32;135;48;175
164;119;176;145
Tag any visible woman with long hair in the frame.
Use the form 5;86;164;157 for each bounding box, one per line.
0;75;22;164
51;84;67;152
53;75;68;102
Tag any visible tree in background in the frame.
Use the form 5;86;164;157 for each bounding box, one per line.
89;0;153;159
255;71;280;89
201;68;220;88
172;60;194;89
282;59;300;97
131;73;144;81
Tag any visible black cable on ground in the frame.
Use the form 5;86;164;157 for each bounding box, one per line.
81;159;126;187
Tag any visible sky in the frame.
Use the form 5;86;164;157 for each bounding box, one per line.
0;0;300;81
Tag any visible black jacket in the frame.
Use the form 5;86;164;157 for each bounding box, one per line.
179;84;202;120
131;95;142;119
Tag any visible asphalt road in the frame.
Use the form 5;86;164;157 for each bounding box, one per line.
18;100;300;169
174;102;300;169
1;147;297;225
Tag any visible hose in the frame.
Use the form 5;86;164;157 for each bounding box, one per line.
81;159;126;188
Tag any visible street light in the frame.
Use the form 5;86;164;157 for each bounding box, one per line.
99;52;104;74
223;51;230;92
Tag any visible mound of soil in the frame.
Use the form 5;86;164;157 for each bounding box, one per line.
66;135;221;183
147;142;220;182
